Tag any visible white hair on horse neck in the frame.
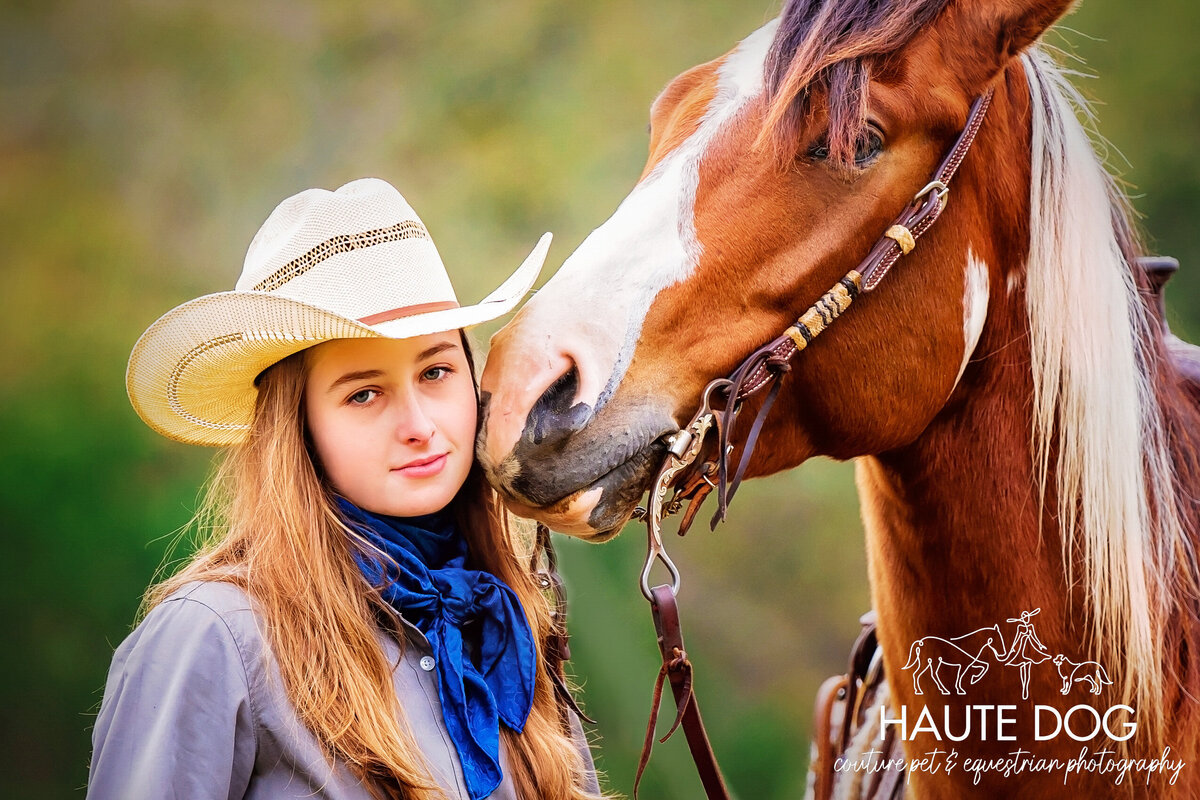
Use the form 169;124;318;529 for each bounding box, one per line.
1022;46;1189;743
951;251;990;393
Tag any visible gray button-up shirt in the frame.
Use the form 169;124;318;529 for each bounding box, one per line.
88;581;598;799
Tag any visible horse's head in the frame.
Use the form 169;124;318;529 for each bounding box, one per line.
987;624;1007;659
480;0;1074;537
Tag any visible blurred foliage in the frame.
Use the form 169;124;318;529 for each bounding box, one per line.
1;1;1196;797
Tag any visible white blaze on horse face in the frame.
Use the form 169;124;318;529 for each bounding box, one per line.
520;20;779;411
953;252;990;391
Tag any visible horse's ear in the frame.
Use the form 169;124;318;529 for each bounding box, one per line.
939;0;1077;91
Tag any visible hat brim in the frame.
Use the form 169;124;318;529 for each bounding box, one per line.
127;233;550;446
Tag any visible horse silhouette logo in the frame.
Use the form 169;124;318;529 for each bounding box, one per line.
1053;654;1113;696
901;626;1007;696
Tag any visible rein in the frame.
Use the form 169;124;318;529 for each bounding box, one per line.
630;89;995;798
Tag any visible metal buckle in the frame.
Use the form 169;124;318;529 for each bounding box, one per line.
913;179;949;210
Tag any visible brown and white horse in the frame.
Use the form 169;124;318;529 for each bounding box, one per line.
479;0;1200;796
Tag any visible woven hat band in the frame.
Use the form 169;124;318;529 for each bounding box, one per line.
256;235;458;322
250;220;431;292
358;300;460;325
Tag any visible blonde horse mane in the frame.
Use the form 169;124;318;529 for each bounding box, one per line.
1023;46;1192;743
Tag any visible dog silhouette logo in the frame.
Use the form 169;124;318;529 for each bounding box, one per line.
1053;655;1113;696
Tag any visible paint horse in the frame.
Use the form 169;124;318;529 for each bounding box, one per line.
902;626;1006;696
479;0;1200;796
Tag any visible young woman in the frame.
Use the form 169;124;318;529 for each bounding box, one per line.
89;178;603;800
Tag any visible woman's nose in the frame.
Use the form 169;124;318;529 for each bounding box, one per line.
392;394;437;444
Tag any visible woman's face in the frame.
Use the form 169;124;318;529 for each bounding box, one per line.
304;333;478;517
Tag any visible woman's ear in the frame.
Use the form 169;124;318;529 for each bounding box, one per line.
938;0;1077;92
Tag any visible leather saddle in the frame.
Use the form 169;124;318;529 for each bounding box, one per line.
1143;257;1200;403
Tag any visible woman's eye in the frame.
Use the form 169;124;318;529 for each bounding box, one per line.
422;366;451;382
854;129;884;165
348;389;377;405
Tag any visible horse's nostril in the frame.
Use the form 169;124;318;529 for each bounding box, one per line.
530;366;591;447
542;367;577;416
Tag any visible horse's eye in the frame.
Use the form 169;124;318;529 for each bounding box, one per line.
854;128;884;165
806;128;883;166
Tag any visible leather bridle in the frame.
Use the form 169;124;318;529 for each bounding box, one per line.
630;88;996;798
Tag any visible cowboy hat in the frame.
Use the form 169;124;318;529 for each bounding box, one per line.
126;177;550;447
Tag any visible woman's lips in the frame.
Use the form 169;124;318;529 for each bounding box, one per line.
393;453;448;478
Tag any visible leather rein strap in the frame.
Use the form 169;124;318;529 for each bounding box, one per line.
633;89;994;799
634;585;730;798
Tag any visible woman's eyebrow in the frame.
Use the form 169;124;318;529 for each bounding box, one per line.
416;341;459;361
326;369;385;393
324;342;458;393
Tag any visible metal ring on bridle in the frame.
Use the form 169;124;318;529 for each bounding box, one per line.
640;544;682;601
638;378;730;600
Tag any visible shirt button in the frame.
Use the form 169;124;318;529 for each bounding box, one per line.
419;656;436;672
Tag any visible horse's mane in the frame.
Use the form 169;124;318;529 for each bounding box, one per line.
1022;47;1195;742
762;0;950;164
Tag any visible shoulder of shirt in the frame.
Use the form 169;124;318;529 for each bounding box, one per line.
148;579;425;661
115;580;266;754
150;580;263;645
142;581;266;692
162;579;254;613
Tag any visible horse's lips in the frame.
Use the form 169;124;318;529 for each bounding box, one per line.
577;441;666;530
589;441;661;490
506;440;667;535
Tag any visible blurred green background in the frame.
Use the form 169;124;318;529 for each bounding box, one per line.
2;1;1196;798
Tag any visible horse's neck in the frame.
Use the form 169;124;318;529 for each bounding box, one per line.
857;308;1083;658
858;284;1199;675
845;60;1200;782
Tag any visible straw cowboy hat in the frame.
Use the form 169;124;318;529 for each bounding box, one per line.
127;177;550;447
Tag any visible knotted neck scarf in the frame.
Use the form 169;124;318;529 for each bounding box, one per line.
337;498;536;800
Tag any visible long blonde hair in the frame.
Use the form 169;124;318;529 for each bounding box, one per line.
147;336;604;800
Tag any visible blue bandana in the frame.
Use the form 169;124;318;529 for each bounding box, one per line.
337;498;536;800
